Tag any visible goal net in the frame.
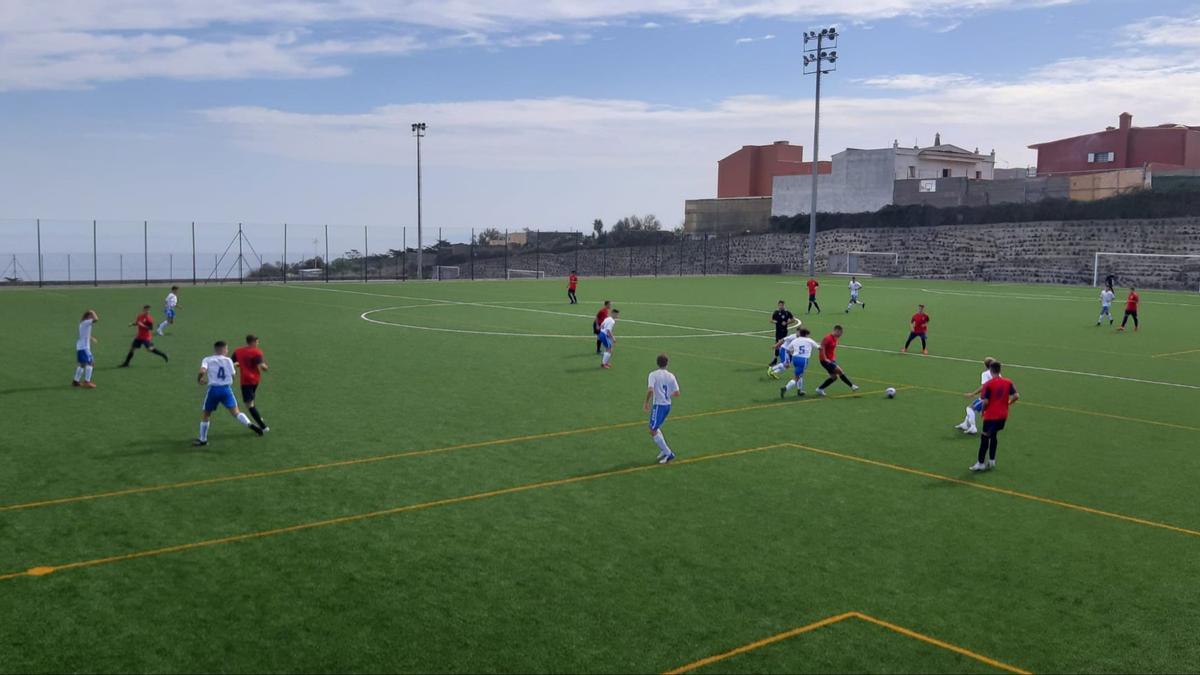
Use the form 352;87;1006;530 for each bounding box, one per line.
506;268;546;280
435;265;460;281
828;251;900;277
1093;252;1200;292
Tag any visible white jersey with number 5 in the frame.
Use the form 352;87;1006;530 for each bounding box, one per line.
201;355;236;387
789;336;821;359
647;368;679;406
600;316;616;337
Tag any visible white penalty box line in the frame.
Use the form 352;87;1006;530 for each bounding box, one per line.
286;284;1200;390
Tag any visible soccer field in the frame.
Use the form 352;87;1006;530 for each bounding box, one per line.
2;275;1199;673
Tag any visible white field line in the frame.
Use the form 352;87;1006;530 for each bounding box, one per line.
288;284;1200;390
776;281;1200;307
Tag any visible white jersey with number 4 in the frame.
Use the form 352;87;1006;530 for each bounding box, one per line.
789;336;821;359
201;355;236;387
1100;289;1114;307
647;369;679;406
76;318;95;350
600;316;616;336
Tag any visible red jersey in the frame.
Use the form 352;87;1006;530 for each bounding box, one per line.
911;312;930;334
820;333;839;362
1126;292;1139;311
981;377;1017;421
806;279;819;295
595;307;609;325
134;313;154;341
568;274;578;290
232;347;266;385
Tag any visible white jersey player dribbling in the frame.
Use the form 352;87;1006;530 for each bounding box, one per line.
644;354;681;464
846;277;865;312
1097;288;1115;326
956;357;996;435
194;340;264;446
780;327;820;397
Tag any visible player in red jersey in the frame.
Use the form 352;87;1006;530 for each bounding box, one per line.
806;277;821;314
902;304;931;354
1118;287;1139;332
814;325;859;396
119;304;168;367
970;360;1019;472
568;271;579;305
232;334;270;432
593;300;611;354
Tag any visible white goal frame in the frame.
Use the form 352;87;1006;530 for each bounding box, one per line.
1093;252;1200;292
831;251;900;277
506;268;546;280
434;265;460;281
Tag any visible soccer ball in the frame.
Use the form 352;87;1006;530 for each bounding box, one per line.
885;387;897;398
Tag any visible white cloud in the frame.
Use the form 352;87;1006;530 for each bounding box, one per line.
859;73;976;89
500;32;566;48
1127;13;1200;48
735;34;776;44
641;22;661;28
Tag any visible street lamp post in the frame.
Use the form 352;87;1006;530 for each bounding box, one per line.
803;28;839;277
412;122;427;280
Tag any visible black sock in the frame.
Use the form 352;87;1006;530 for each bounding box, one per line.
153;348;168;361
989;434;999;460
596;339;601;353
249;407;266;427
1133;315;1139;328
904;334;915;349
978;435;989;464
839;374;854;387
1122;314;1129;327
819;377;836;390
920;335;927;350
814;302;821;313
122;351;133;365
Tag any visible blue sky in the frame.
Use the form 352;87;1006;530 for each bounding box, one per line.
2;0;1199;246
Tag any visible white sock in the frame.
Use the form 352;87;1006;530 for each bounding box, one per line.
602;351;611;365
158;320;168;332
236;412;252;426
796;377;804;391
785;379;797;391
653;431;671;454
199;421;210;441
84;365;94;382
771;363;786;373
74;366;84;382
965;407;976;427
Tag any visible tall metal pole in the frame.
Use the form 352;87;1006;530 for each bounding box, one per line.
504;229;509;279
803;27;839;277
237;222;244;284
363;225;369;282
36;218;42;287
324;225;330;283
471;228;476;281
535;229;541;276
412;122;426;280
283;223;288;283
93;219;98;287
402;226;407;280
143;220;149;285
191;221;196;286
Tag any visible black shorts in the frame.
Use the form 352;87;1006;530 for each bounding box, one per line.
808;294;817;302
592;321;600;335
131;338;154;349
982;419;1007;435
1124;310;1138;318
241;384;258;403
820;360;838;374
775;329;788;341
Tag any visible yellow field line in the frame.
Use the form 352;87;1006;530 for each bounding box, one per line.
787;443;1200;539
0;390;881;514
664;611;1030;674
0;443;788;583
1151;348;1200;359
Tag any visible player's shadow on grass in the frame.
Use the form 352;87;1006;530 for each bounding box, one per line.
0;385;70;397
102;437;255;458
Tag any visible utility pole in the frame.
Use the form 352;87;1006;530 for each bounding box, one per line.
803;27;840;276
412;122;427;280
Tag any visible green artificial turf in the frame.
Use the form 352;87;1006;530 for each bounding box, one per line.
1;275;1198;673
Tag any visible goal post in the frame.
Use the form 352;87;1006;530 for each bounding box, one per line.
829;251;900;277
1093;252;1200;292
434;265;460;281
506;268;546;280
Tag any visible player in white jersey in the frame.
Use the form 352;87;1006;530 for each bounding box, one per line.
599;309;619;369
194;340;264;446
644;353;681;464
779;327;821;398
1097;287;1115;326
157;286;180;335
845;277;865;312
73;310;99;388
955;357;996;435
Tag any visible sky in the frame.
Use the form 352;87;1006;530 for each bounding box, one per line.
2;0;1200;247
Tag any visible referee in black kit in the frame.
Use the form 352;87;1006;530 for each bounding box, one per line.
769;300;795;367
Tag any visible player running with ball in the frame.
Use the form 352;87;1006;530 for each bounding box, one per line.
815;325;859;396
194;341;265;446
644;353;680;464
778;326;820;398
845;277;865;312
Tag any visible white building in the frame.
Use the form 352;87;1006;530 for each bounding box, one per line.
893;134;996;180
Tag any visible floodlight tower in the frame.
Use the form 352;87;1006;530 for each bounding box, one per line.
802;27;839;277
412;122;427;280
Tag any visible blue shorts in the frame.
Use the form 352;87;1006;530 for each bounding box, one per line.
778;347;789;363
792;355;809;376
165;308;176;319
203;385;237;413
76;349;93;365
972;398;984;412
599;332;613;349
821;360;839;374
649;404;671;431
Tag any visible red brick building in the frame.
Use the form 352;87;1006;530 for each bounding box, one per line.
717;141;832;198
1029;112;1200;175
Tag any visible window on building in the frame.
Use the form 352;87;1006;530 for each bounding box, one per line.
907;165;916;178
941;168;951;178
1088;151;1115;163
975;171;982;179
